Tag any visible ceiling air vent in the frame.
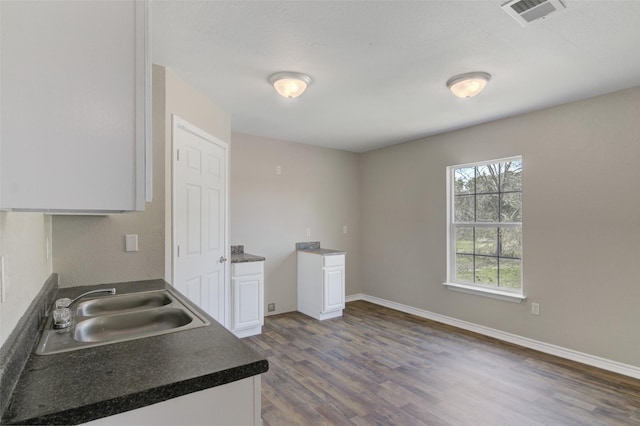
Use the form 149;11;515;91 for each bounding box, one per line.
502;0;565;26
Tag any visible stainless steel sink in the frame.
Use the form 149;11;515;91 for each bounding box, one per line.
35;289;210;355
74;308;193;343
76;291;172;316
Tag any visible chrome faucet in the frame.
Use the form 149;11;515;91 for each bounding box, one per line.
52;288;116;329
56;288;117;309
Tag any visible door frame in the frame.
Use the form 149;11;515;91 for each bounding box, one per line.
171;114;230;326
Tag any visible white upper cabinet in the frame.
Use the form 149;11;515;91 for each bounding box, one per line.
0;0;151;213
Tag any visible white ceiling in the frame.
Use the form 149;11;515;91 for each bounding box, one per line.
152;1;640;153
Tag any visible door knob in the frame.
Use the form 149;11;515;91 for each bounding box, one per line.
219;256;228;263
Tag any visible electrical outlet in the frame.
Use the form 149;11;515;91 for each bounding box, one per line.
276;165;282;175
531;302;540;316
306;228;311;237
343;225;348;234
268;303;275;312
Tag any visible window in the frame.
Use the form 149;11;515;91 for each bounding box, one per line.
445;157;524;301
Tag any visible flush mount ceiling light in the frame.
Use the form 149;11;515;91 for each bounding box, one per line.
446;72;491;99
269;72;312;99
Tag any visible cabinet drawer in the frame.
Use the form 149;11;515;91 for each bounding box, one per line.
323;255;345;267
232;261;264;276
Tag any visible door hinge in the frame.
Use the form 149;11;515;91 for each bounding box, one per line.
177;245;180;257
176;149;180;162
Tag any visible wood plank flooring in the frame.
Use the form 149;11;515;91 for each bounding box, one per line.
244;301;640;426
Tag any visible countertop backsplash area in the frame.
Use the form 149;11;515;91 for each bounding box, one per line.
296;242;346;256
0;273;58;418
295;241;321;251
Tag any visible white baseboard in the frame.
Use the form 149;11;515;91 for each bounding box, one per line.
345;293;366;303
345;293;640;380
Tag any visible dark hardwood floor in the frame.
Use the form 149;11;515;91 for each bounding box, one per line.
244;301;640;426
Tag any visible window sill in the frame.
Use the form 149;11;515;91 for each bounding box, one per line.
443;282;526;303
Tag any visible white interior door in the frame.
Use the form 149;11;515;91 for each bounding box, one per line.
172;116;228;326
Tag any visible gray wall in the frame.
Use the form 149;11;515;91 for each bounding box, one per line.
230;133;361;315
360;87;640;367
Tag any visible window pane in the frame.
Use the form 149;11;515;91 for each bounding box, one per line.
455;254;474;283
501;161;522;192
476;164;500;194
454;167;475;194
448;157;523;293
475;256;498;285
475;227;497;256
501;192;522;222
476;194;499;222
454;195;474;222
499;258;521;289
499;228;521;258
455;227;473;254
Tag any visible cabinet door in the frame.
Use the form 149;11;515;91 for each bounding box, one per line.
323;266;345;313
0;0;149;212
232;274;263;331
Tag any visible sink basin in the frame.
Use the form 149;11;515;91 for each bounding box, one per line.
74;308;193;343
76;291;172;316
35;289;210;355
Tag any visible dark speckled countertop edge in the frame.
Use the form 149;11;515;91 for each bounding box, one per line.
2;279;269;425
230;245;265;263
298;248;347;256
295;242;346;256
15;361;269;425
231;252;266;263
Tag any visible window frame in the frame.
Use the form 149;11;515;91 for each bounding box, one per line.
444;156;526;303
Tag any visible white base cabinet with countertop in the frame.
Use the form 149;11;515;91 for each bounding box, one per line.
84;376;261;426
231;261;264;338
0;0;150;213
297;251;346;320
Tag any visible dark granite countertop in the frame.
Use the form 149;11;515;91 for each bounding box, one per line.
1;279;268;425
230;245;265;263
295;241;346;256
298;248;346;256
231;253;265;263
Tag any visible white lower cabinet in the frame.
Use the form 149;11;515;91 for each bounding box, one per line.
231;261;264;338
323;266;346;312
298;252;346;320
84;375;261;426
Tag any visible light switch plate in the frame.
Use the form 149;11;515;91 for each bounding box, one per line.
125;234;139;252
